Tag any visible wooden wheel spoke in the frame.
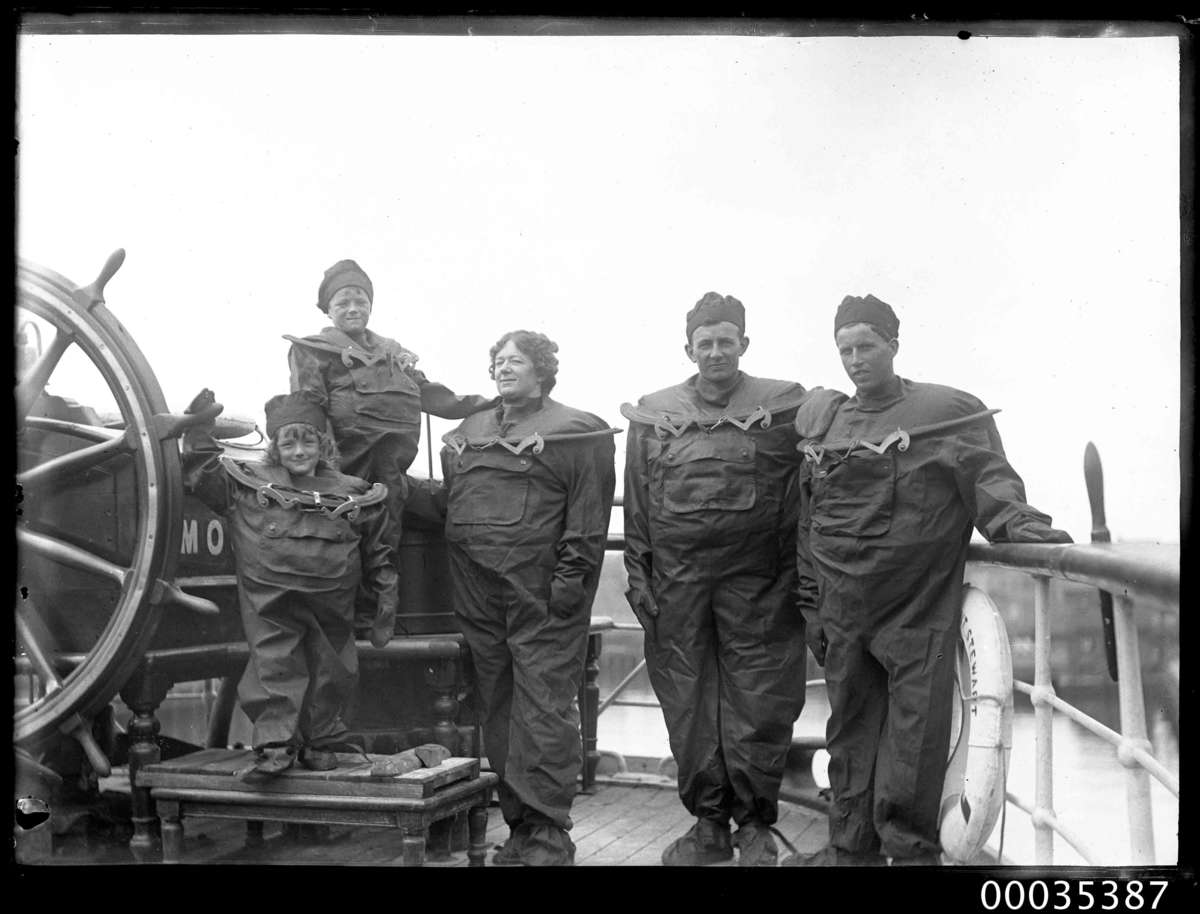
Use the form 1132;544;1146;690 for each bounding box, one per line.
24;416;126;443
16;326;74;423
16;251;180;752
15;612;64;696
15;607;115;775
18;429;135;488
18;528;130;587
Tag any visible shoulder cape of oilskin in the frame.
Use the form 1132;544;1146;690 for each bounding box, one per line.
619;397;807;437
283;333;417;370
442;427;620;456
799;408;1000;463
219;455;387;518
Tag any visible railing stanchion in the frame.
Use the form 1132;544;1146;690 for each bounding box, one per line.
598;658;649;716
1032;574;1055;865
1112;593;1156;864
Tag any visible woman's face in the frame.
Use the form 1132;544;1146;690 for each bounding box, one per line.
491;340;542;402
277;423;321;477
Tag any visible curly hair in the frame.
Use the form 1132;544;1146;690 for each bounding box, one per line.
488;329;559;395
264;422;341;472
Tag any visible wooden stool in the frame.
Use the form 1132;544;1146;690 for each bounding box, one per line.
138;748;497;866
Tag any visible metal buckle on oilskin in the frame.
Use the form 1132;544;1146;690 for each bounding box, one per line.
489;433;544;455
802;443;827;465
388;350;418;372
327;497;362;522
802;441;853;472
653;416;691;439
710;405;771;432
445;432;545;456
255;482;359;519
654;405;771;438
801;427;912;469
256;483;303;510
857;428;911;455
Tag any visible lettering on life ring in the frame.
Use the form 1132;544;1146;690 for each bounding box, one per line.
938;584;1014;864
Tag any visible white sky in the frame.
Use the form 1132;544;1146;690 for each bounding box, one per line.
16;29;1183;543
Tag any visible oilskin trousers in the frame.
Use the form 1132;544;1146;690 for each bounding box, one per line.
823;614;959;858
335;423;411;628
449;544;590;831
644;561;807;827
236;581;357;750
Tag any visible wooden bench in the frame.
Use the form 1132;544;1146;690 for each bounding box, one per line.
139;748;498;865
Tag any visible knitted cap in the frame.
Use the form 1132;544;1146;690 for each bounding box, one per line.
686;292;745;340
317;259;373;313
264;392;326;438
834;294;900;339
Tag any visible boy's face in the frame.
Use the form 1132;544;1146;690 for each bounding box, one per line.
277;424;321;477
327;286;372;338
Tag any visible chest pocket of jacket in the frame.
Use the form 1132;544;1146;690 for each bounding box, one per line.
259;510;358;578
348;360;421;419
447;450;533;526
810;452;894;537
661;434;757;514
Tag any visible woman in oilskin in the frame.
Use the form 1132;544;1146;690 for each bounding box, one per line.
442;330;616;867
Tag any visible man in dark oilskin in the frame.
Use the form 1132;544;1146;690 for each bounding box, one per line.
285;260;496;635
622;293;811;866
788;294;1072;866
442;330;617;866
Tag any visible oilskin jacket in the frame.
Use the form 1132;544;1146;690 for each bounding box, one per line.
288;327;494;629
623;372;810;828
442;397;617;835
194;458;397;598
287;327;497;474
796;378;1067;859
185;446;399;749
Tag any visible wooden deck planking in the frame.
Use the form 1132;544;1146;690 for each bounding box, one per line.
38;778;827;867
579;801;695;865
571;780;679;843
574;783;692;864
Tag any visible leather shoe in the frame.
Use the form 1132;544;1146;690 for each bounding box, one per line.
300;747;338;771
661;819;733;866
780;844;885;866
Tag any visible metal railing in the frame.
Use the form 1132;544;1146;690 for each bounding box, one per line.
594;532;1180;865
967;542;1179;865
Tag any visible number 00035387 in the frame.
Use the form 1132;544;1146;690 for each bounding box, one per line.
979;880;1170;912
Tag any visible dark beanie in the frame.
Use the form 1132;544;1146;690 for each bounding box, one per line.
316;259;374;313
834;294;900;339
686;292;746;340
264;392;327;438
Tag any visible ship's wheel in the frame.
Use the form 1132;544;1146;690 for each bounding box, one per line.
15;251;215;767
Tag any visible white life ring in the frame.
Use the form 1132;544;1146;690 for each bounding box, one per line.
938;583;1014;864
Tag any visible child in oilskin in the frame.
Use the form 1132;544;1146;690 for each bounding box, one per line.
183;389;398;780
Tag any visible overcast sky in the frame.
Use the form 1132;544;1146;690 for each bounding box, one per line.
16;28;1182;543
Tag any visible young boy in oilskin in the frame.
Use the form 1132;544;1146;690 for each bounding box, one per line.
182;389;398;780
